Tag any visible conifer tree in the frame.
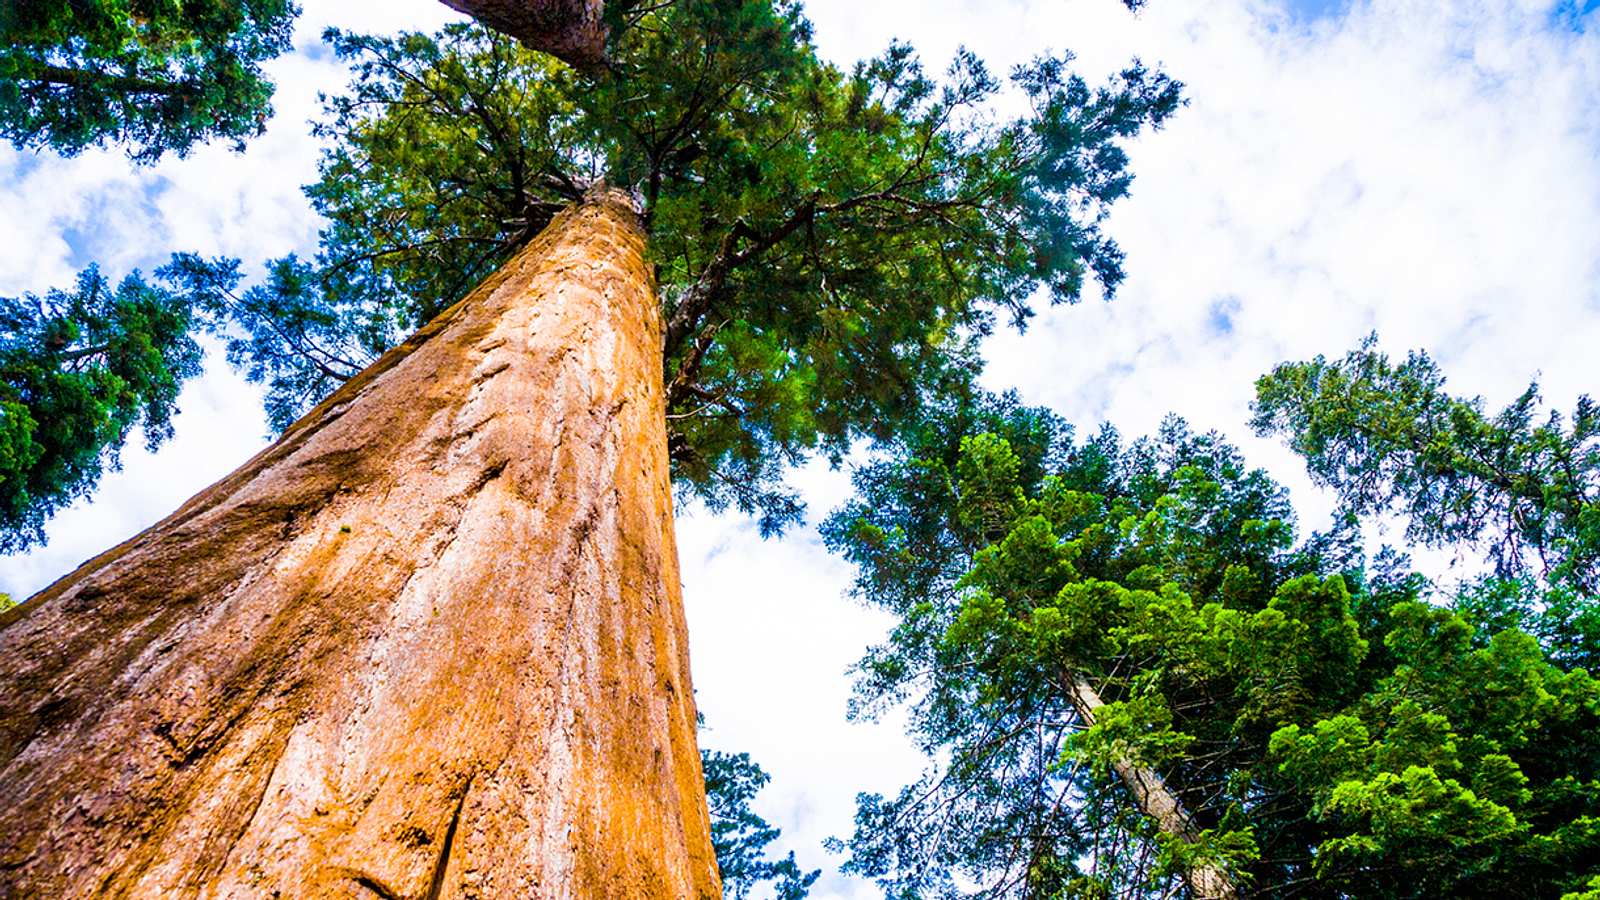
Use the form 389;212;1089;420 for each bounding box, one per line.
0;265;207;552
0;0;297;161
824;390;1600;898
0;0;621;161
167;13;1180;531
0;3;1178;895
1252;336;1600;607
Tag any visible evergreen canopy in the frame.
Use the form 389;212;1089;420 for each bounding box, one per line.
1253;336;1600;598
0;0;297;161
0;265;205;552
823;391;1600;898
170;0;1180;532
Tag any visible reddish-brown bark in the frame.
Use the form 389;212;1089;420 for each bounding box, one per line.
0;192;720;899
438;0;609;72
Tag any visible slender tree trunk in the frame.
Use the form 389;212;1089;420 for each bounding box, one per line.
1067;672;1237;900
438;0;609;72
0;191;721;899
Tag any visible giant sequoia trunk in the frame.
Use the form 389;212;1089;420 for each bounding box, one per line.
0;192;721;899
1067;672;1237;900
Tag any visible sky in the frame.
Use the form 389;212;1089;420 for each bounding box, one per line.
3;1;1600;897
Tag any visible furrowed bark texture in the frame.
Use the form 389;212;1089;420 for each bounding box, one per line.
1068;673;1237;900
0;193;721;899
438;0;608;72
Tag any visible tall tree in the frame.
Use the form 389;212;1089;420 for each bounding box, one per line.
824;399;1279;898
824;392;1600;898
0;3;1178;895
170;16;1179;531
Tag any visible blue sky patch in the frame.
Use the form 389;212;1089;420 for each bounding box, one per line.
1284;0;1349;23
1550;0;1600;32
1207;296;1242;338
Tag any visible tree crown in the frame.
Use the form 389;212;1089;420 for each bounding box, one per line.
176;0;1180;532
0;0;297;161
823;391;1600;897
0;264;205;551
1253;336;1600;598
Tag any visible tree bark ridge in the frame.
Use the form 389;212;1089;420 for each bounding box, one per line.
0;192;720;899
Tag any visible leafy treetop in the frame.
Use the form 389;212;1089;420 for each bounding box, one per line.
1253;336;1600;671
170;0;1181;533
1252;335;1600;593
823;391;1600;898
0;0;297;162
0;265;205;552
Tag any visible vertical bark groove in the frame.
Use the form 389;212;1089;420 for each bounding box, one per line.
425;776;473;900
0;192;720;899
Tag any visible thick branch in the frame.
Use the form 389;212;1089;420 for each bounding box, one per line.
437;0;610;73
1067;672;1238;900
56;343;111;364
663;198;817;360
26;64;182;96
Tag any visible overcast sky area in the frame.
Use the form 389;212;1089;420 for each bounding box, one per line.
3;0;1599;896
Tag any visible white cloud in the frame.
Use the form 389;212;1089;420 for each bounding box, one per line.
3;1;1598;897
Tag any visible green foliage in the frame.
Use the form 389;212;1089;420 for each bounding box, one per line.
0;264;206;552
1566;875;1600;900
702;748;819;899
191;2;1179;532
1265;597;1600;895
1252;334;1600;596
1452;574;1600;672
823;392;1600;898
0;592;13;612
0;0;297;161
0;2;297;543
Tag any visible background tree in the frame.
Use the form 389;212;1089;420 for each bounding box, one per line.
702;747;820;899
823;391;1600;898
1252;335;1600;594
1253;336;1600;667
0;264;206;552
0;0;297;161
